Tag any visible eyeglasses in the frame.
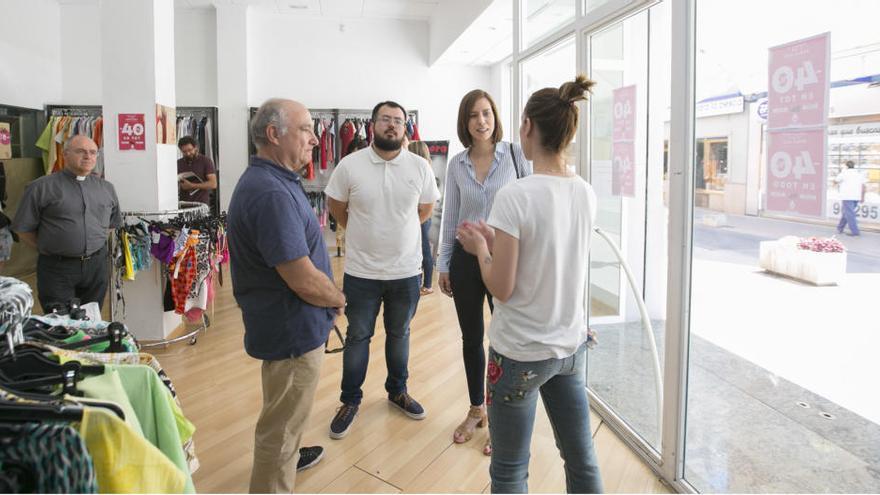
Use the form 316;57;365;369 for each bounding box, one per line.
70;149;99;157
377;116;405;127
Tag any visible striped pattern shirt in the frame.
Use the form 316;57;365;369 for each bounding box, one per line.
437;141;531;272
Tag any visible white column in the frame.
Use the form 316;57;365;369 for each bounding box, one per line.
216;4;250;212
101;0;181;340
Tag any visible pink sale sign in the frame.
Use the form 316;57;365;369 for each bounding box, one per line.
612;85;637;142
766;129;826;217
612;141;635;198
767;32;830;130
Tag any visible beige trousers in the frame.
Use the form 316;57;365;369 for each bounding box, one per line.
249;346;324;493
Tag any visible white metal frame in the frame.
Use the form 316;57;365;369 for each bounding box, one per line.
661;0;696;490
506;0;700;491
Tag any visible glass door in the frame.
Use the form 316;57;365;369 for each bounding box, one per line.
584;1;671;454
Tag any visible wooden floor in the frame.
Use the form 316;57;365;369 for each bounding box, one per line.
150;258;671;493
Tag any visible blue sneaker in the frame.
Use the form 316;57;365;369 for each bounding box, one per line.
388;392;426;420
329;403;358;439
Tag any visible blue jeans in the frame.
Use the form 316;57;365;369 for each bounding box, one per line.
340;274;420;405
487;344;603;494
837;200;860;235
420;219;434;289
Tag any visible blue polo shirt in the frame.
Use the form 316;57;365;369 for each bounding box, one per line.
228;156;335;360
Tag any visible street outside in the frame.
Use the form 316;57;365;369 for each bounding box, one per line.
691;208;880;425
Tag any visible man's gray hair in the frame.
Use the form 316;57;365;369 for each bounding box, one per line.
63;134;94;151
250;99;289;148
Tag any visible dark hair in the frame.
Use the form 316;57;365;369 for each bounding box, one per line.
408;141;431;163
846;160;855;168
457;90;503;148
523;74;596;154
347;136;368;155
371;101;407;122
178;136;198;149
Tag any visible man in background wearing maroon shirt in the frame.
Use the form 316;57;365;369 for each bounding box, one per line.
177;136;217;205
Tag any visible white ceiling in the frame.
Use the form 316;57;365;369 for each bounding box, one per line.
56;0;530;67
437;0;512;66
437;0;574;67
175;0;442;20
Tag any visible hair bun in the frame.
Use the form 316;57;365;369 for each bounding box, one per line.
559;74;596;105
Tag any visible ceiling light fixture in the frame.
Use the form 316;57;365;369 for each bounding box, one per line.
289;3;308;9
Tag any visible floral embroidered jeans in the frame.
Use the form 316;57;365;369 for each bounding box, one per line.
486;344;603;494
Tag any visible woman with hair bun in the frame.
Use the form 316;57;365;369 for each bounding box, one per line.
456;75;603;493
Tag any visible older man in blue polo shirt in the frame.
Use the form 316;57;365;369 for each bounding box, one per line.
228;98;346;493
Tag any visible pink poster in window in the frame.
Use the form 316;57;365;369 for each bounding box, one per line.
612;85;637;142
767;32;830;130
612;141;635;198
766;128;826;217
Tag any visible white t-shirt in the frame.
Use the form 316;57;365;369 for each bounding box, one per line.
835;168;867;201
325;146;441;280
487;174;598;362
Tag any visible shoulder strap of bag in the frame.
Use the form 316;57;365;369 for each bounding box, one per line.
510;142;522;179
325;324;345;354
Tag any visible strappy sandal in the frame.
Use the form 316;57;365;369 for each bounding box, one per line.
483;436;492;456
453;405;486;443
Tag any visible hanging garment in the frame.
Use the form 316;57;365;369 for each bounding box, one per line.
77;366;146;438
187;234;211;300
0;422;97;493
320;121;333;170
150;226;176;264
35;121;53;172
340;119;355;158
121;231;135;281
111;364;195;493
171;249;198;315
78;407;187;494
411;122;421;140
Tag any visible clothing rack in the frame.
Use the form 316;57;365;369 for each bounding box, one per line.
111;202;212;348
45;104;103;118
39;105;105;176
121;202;210;222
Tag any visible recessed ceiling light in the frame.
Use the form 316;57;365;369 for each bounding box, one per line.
289;3;308;9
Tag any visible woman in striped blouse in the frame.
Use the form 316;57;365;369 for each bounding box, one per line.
438;90;531;454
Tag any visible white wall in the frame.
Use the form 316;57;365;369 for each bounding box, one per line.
49;5;218;107
1;0;61;109
59;3;102;104
489;59;513;142
174;8;217;106
247;12;491;159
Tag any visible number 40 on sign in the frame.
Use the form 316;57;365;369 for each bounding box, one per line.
118;113;146;151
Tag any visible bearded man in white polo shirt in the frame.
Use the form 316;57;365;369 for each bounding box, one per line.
325;101;441;439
